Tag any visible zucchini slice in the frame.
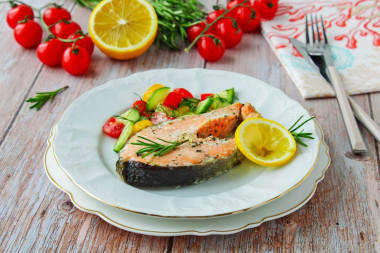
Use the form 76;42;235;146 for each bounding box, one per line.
146;87;170;111
195;97;214;114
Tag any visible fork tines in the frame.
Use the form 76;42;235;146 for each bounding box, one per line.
305;14;328;45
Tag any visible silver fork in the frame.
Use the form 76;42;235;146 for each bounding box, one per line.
305;14;367;153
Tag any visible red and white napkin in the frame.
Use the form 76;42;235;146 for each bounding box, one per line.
261;0;380;98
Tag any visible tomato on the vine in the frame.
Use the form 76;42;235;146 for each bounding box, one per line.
61;46;91;75
197;34;225;62
206;9;226;24
68;32;94;55
187;21;206;43
214;19;243;48
173;88;193;99
254;0;278;20
103;117;125;138
226;0;253;16
43;6;71;26
37;38;66;66
132;100;147;114
7;4;34;29
14;20;42;48
233;6;261;32
51;20;81;39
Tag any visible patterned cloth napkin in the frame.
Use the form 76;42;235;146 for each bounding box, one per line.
261;0;380;99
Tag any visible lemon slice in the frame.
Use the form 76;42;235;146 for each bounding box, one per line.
89;0;158;60
235;118;296;167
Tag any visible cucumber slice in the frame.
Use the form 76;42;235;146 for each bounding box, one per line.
211;97;231;109
214;88;235;104
113;121;133;153
119;108;140;123
195;97;214;114
146;87;170;111
113;108;140;153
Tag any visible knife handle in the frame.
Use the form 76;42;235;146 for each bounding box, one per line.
347;96;380;143
327;66;367;153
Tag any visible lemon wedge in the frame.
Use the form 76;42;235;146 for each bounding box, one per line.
235;118;296;167
89;0;158;60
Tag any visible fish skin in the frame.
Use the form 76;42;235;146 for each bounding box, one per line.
117;102;257;187
116;137;245;187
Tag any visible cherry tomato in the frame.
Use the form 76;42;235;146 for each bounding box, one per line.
173;88;193;99
234;6;261;32
141;112;151;118
227;0;253;9
14;20;42;48
43;6;71;26
51;20;81;39
132;100;147;114
226;0;253;16
163;92;183;109
37;38;66;66
7;4;34;29
103;117;125;138
150;112;175;125
68;32;94;55
201;93;214;101
206;10;226;24
61;46;91;76
254;0;278;20
197;34;225;62
187;21;206;43
214;19;243;48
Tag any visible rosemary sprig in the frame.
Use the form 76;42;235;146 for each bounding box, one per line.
131;136;188;158
288;116;315;147
26;86;68;111
72;0;206;50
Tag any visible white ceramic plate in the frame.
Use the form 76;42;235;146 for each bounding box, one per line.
45;123;329;236
53;69;320;218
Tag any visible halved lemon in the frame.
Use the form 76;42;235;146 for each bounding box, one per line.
89;0;158;60
235;118;296;167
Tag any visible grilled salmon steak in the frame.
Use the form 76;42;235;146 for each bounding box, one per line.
117;102;261;187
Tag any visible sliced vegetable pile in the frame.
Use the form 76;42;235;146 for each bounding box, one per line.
4;0;94;75
103;84;237;152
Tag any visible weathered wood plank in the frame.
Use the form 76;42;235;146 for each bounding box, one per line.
0;0;379;251
0;0;75;144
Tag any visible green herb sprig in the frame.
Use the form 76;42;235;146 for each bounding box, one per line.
288;116;315;147
72;0;206;50
131;136;188;158
26;86;68;111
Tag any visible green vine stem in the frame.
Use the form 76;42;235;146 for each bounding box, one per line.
184;0;249;52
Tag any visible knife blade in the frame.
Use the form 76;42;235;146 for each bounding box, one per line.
289;38;320;73
290;37;380;143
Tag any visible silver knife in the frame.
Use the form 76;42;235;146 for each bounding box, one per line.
290;37;380;143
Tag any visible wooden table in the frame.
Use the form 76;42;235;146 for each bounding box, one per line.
1;0;379;251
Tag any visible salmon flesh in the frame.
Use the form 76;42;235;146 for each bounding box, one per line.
116;102;260;187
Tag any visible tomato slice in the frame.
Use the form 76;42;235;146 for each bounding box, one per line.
132;100;147;114
103;117;125;138
173;88;193;99
201;93;214;101
150;112;175;125
163;92;183;109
